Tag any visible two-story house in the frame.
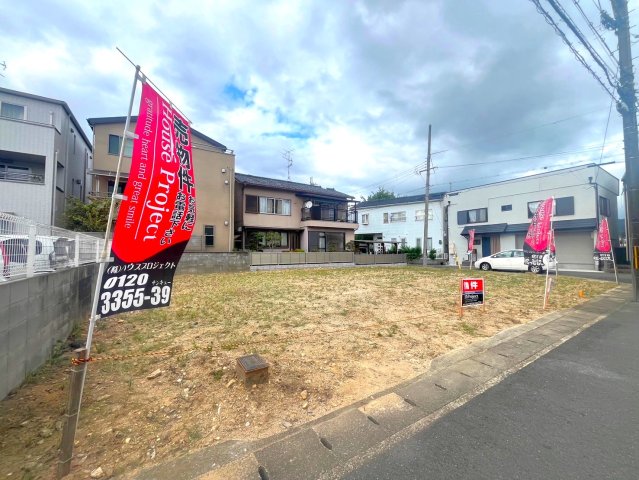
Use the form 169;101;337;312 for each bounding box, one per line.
234;173;358;252
87;116;236;252
356;193;445;253
0;87;92;226
445;164;619;270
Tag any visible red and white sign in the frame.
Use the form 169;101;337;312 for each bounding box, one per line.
467;229;475;254
97;82;196;318
524;197;554;267
594;217;613;261
461;277;484;307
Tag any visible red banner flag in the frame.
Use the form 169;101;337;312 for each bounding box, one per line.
467;229;475;254
97;83;196;318
594;217;613;261
524;197;554;268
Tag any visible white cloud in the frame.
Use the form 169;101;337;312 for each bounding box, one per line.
0;0;629;200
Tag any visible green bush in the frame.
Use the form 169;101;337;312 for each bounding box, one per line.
399;246;422;261
429;248;437;260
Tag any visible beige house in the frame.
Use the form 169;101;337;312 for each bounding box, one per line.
234;173;359;252
87;116;235;252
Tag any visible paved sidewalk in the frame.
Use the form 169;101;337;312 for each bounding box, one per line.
342;287;639;479
134;286;632;480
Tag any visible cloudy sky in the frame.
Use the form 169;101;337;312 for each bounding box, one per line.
1;0;634;201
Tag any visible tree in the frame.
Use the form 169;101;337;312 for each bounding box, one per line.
365;187;396;202
63;197;112;232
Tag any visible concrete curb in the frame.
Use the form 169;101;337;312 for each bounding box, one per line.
133;285;631;480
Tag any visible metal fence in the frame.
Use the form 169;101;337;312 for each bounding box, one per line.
0;212;105;282
250;251;407;266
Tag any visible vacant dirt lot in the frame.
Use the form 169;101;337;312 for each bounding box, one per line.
0;267;614;479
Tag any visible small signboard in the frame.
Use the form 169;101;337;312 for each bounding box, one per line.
460;278;485;308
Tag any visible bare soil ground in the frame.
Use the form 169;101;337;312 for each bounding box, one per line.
0;267;614;479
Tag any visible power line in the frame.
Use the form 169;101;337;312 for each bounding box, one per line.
361;108;610;192
397;157;624;196
429;108;608;157
435;143;623;169
571;0;619;67
529;0;619;100
545;0;618;87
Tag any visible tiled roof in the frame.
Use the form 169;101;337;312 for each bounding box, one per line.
87;116;227;151
235;173;353;200
358;192;445;209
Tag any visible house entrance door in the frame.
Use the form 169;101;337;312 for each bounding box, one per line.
482;237;491;257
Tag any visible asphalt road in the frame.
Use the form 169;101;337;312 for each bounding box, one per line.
344;301;639;480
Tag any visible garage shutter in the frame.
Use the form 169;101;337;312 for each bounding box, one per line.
555;231;595;270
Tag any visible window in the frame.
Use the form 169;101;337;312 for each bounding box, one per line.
599;196;610;217
204;225;215;246
501;204;512;212
416;238;422;249
555;196;574;216
383;213;389;224
390;211;406;223
257;196;291;215
415;209;434;221
245;195;258;213
56;162;64;192
457;208;488;225
107;180;127;195
361;213;369;225
246;195;291;215
108;134;133;157
0;102;25;120
308;231;345;252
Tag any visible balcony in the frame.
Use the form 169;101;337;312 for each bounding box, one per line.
0;170;44;184
301;205;358;224
0;150;46;185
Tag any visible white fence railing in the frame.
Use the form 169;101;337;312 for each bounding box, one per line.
0;213;104;282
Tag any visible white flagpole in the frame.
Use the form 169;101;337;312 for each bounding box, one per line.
605;219;619;284
611;244;619;284
543;197;555;309
85;64;141;357
84;63;140;407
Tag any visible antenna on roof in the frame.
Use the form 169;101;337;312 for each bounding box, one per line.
282;149;294;181
0;61;6;77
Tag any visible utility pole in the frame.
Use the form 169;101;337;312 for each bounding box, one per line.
421;125;432;266
611;0;639;301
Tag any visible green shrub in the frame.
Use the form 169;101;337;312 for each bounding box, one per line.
399;246;422;261
429;248;437;260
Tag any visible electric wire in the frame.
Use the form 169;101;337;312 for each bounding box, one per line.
545;0;618;88
529;0;618;100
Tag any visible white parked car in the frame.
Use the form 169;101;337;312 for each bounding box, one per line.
474;248;556;274
0;235;71;281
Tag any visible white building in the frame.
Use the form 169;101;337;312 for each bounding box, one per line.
0;87;92;226
445;164;619;270
357;193;445;253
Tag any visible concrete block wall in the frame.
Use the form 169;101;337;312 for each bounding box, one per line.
0;263;98;399
176;252;251;274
